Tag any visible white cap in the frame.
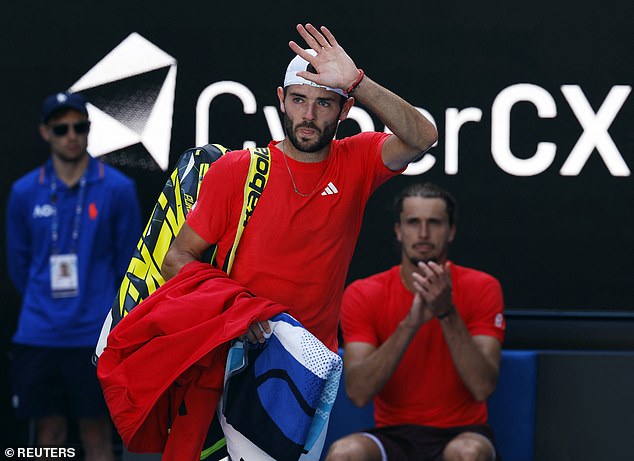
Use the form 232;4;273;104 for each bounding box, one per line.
283;49;347;97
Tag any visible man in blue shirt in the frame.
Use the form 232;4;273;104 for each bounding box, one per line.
6;91;141;460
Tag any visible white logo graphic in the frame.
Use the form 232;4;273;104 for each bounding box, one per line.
33;204;55;218
321;182;339;196
69;33;177;171
495;313;504;328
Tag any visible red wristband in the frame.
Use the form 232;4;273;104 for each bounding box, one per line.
345;69;365;97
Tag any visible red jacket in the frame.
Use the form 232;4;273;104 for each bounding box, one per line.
97;261;286;460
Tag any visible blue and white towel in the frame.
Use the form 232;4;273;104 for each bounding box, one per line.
219;313;342;461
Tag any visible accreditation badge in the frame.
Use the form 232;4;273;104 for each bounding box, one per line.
50;253;79;298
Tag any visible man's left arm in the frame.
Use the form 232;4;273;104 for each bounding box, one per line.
438;316;501;402
351;76;438;171
412;261;502;401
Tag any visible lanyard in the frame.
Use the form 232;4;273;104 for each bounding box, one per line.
50;174;86;255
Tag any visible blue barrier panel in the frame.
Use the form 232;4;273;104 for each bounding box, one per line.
321;350;374;459
488;350;538;461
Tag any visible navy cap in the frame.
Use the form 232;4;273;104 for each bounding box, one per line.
41;91;89;123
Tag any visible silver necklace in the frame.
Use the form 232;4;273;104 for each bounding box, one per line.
280;141;324;198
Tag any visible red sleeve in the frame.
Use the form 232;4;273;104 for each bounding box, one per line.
364;131;407;193
186;151;249;244
342;131;403;195
465;276;505;343
340;278;381;347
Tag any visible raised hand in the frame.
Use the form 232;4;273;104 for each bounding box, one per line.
288;23;360;92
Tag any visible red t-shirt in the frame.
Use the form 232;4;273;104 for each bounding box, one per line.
341;263;505;428
186;132;397;351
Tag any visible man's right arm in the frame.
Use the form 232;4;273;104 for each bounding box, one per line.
6;185;30;294
161;223;211;280
344;292;431;407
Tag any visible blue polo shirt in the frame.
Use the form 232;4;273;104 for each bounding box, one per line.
6;156;141;347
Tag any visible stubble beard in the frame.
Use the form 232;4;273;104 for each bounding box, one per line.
283;113;338;154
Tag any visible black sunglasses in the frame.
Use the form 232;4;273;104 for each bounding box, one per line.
50;121;91;137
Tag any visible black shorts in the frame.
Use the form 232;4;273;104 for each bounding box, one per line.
10;345;110;420
364;423;498;461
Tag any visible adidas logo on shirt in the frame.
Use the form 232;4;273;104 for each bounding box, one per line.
321;182;339;196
